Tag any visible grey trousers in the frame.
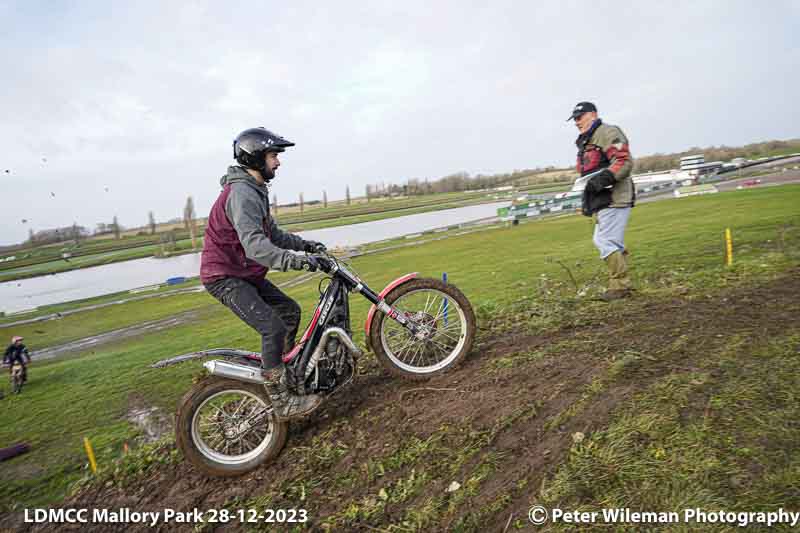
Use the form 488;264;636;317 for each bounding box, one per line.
593;207;632;259
205;277;301;370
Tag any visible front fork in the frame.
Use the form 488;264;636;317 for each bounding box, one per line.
377;301;425;339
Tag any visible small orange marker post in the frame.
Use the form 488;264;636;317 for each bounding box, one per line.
83;437;97;474
123;442;129;455
725;228;733;266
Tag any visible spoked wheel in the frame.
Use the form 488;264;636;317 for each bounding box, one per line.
176;377;287;477
11;367;23;394
370;278;475;380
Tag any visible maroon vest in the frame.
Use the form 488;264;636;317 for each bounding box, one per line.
200;185;268;283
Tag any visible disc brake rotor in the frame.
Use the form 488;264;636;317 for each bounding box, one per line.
407;311;438;340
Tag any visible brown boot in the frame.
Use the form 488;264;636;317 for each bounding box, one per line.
599;251;633;302
262;366;323;421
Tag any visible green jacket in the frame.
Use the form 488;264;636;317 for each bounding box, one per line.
577;122;635;207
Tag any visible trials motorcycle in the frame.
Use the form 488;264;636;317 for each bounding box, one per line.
168;252;476;477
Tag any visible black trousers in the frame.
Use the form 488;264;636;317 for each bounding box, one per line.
205;277;301;370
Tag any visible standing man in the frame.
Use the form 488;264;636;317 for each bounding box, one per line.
3;336;31;383
200;127;328;420
568;101;635;301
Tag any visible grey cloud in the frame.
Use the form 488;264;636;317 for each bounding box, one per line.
1;0;798;244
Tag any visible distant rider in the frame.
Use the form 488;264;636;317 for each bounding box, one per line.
4;336;31;383
200;127;327;420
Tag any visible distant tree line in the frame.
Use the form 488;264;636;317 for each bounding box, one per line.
364;167;566;199
361;138;800;198
27;224;91;246
12;138;798;249
633;138;800;174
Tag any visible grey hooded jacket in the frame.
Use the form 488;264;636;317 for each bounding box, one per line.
200;166;305;283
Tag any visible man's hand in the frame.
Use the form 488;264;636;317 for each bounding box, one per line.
587;169;615;192
288;254;321;272
303;240;327;254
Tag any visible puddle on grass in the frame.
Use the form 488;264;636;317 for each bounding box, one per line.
126;404;171;442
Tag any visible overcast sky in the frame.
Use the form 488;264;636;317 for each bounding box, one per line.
1;0;798;245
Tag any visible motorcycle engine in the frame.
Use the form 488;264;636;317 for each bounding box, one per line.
312;338;354;394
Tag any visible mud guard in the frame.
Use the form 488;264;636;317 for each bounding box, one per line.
364;272;418;352
150;349;262;369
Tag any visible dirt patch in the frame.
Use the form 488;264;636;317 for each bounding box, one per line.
126;393;172;444
9;269;800;532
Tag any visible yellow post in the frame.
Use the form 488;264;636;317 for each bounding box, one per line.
83;437;97;474
725;228;733;266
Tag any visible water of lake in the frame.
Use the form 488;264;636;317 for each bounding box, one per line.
0;202;506;313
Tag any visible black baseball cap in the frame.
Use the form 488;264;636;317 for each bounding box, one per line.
567;101;597;121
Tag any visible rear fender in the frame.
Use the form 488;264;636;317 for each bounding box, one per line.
364;272;418;352
150;349;262;369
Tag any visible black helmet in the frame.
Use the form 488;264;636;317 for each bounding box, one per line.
232;127;295;174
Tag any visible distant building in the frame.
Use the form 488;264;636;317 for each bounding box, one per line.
679;153;722;178
680;154;705;170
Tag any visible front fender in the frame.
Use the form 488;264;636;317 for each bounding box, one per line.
364;272;418;352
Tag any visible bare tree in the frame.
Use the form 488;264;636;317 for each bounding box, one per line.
148;211;156;235
323;190;328;208
366;184;371;203
184;196;197;249
113;216;121;240
183;196;195;229
28;228;34;244
346;185;351;205
299;192;304;213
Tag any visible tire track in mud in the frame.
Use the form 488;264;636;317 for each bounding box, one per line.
15;269;800;532
30;310;205;362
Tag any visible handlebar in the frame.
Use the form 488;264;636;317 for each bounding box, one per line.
305;251;337;274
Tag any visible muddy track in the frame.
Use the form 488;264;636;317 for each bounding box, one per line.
13;269;800;532
29;310;206;362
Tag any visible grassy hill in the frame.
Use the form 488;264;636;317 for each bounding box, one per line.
0;184;798;531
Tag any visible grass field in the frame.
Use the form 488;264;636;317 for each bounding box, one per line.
0;184;798;528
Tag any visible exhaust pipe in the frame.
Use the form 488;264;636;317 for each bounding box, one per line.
203;360;266;385
304;327;362;379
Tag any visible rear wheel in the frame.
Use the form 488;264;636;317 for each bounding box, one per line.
370;278;475;380
176;377;287;477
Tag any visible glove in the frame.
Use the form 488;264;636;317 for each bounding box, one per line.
587;169;615;193
287;254;320;272
303;240;327;254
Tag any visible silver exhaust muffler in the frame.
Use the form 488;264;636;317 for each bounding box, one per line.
203;360;266;385
304;327;362;378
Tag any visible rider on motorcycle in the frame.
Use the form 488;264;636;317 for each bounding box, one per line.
3;336;31;383
200;127;328;421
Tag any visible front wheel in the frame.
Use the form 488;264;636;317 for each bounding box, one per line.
370;278;476;381
11;367;23;394
175;377;288;477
